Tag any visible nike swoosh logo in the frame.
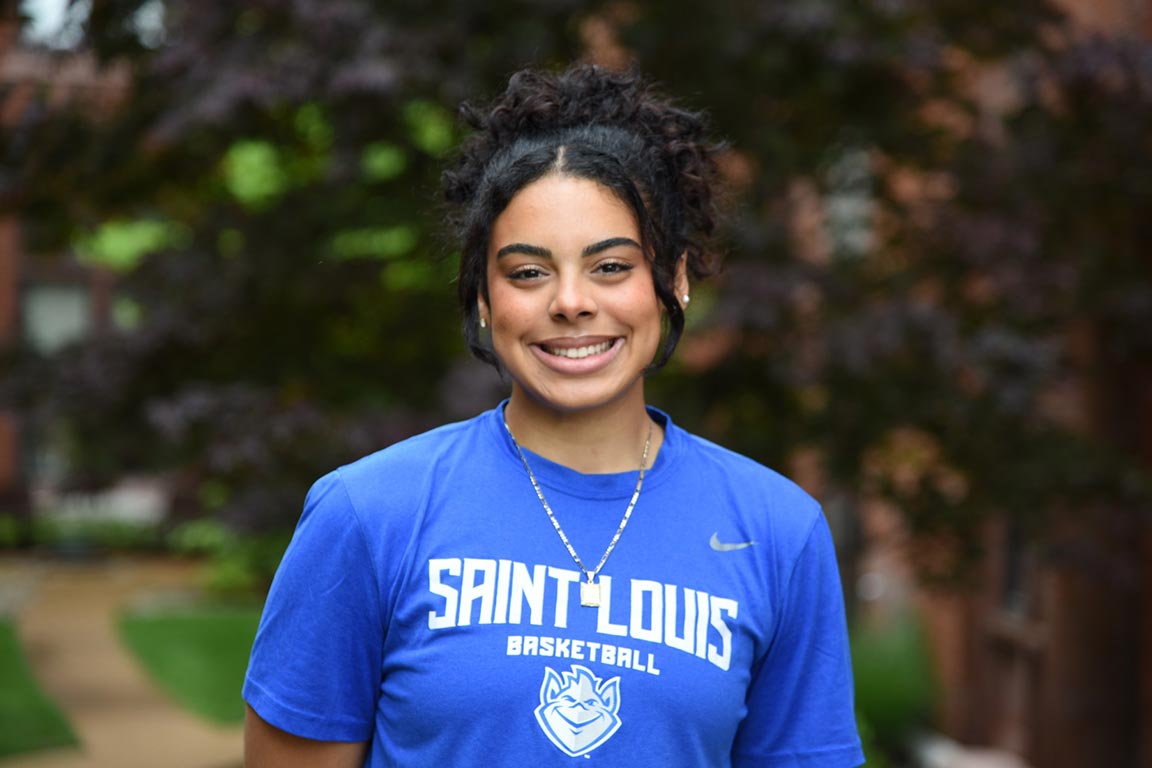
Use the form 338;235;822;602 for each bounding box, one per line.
710;532;757;552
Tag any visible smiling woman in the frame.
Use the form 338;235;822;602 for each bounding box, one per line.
243;64;865;768
480;175;679;441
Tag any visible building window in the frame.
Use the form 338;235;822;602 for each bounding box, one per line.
21;282;91;354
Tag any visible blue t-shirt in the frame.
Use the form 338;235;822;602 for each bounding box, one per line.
244;404;864;767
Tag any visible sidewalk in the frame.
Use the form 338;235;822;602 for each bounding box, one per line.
0;556;244;768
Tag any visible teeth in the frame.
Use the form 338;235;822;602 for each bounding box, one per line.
545;341;613;359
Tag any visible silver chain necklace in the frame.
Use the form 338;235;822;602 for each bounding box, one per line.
503;415;653;608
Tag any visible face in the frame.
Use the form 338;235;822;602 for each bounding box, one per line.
479;174;684;419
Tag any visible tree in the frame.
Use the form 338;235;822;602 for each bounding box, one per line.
4;0;1149;566
4;0;594;529
627;0;1152;575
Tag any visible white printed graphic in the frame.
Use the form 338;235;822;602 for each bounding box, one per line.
709;532;757;552
534;664;622;757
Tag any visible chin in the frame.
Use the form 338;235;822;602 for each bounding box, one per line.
516;379;645;417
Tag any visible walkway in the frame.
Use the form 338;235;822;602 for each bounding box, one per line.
0;555;1042;768
0;556;244;768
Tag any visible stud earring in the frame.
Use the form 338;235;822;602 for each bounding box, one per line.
682;294;691;306
479;317;487;329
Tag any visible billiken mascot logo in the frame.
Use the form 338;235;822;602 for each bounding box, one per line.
534;664;622;756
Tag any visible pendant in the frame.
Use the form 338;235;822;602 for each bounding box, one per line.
580;579;601;608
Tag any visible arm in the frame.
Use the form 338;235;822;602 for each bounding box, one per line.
242;473;385;754
245;705;368;768
732;514;865;767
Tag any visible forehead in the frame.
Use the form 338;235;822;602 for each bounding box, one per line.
489;175;639;249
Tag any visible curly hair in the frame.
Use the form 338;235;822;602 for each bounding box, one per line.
442;63;722;370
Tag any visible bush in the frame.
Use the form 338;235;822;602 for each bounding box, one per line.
856;713;893;768
852;610;936;758
168;518;291;596
31;516;160;554
0;515;22;549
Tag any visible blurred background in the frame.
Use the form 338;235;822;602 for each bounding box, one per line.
1;0;1150;766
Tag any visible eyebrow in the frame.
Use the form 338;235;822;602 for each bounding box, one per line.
583;237;642;257
494;237;642;260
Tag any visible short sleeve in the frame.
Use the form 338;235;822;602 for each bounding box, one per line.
242;470;384;742
732;514;865;767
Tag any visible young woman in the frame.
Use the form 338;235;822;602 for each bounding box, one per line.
244;64;864;768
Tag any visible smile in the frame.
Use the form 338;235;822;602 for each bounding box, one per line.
540;340;615;359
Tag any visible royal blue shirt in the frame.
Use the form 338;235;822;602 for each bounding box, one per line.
244;405;864;767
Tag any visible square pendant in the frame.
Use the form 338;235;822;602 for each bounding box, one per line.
580;580;600;608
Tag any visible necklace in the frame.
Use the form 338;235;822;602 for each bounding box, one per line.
503;415;653;608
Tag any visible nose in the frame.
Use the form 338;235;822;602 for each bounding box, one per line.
548;274;596;322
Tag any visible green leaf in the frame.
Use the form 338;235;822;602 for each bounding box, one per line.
113;297;143;330
217;228;245;257
403;100;454;156
294;103;333;151
383;261;442;291
198;480;231;512
223;141;289;208
361;142;408;181
330;225;418;260
74;219;188;272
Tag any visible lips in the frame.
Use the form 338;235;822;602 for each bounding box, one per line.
540;340;615;359
530;337;623;373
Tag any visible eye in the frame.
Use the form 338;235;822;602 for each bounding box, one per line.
595;260;634;275
509;265;546;280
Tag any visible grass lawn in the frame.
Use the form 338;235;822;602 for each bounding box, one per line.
0;616;79;758
119;604;262;725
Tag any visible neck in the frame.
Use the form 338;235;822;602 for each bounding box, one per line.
503;392;662;474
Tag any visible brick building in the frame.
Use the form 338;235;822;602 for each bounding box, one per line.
912;2;1152;766
0;11;123;519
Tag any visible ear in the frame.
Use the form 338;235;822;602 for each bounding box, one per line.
598;676;620;714
675;253;690;309
477;294;491;329
540;667;562;704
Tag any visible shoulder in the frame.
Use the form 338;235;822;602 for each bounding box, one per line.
342;415;479;478
306;410;492;522
678;429;820;514
667;423;825;554
286;410;499;599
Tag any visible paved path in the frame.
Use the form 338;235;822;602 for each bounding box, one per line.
0;556;244;768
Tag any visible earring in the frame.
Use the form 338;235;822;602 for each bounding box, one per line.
479;317;487;329
682;294;691;306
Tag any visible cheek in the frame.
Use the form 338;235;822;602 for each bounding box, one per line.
486;286;516;323
486;293;536;345
627;287;665;332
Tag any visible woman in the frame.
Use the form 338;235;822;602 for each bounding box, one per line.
244;64;864;767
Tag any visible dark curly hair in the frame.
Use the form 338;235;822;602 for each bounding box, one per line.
443;63;722;370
